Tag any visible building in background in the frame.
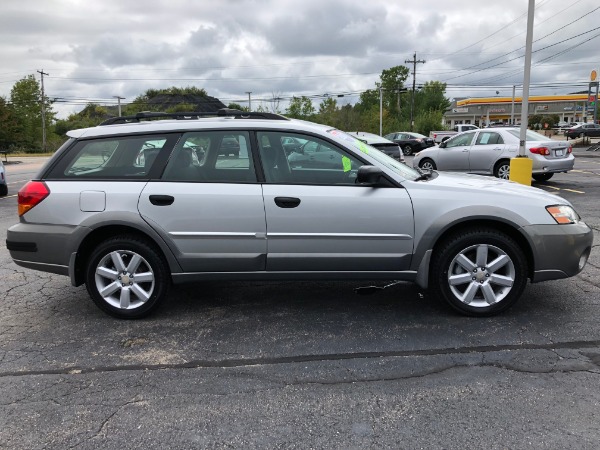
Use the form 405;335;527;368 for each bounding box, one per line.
443;94;590;127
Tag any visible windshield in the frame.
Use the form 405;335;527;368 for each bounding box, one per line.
327;130;421;180
507;129;551;141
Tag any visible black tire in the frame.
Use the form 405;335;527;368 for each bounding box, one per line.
402;145;413;156
0;183;7;197
532;173;554;182
85;235;170;319
494;160;510;179
430;228;528;316
579;132;584;139
419;158;437;171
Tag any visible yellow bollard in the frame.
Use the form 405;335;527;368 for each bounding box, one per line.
509;156;533;186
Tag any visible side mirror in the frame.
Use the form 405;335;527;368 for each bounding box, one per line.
357;165;384;185
439;141;447;148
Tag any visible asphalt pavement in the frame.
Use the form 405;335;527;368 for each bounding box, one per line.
0;154;599;448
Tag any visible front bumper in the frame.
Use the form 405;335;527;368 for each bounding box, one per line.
521;222;593;282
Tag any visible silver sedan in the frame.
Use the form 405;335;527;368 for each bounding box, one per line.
412;127;574;181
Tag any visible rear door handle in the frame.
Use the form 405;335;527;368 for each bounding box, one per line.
274;197;301;208
149;195;174;206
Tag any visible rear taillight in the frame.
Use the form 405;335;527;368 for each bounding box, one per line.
18;181;50;216
567;146;572;154
529;147;550;155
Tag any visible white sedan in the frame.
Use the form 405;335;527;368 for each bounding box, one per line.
412;127;574;181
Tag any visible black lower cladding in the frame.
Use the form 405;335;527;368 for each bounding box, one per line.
5;240;38;252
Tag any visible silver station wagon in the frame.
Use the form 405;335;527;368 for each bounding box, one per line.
6;110;593;318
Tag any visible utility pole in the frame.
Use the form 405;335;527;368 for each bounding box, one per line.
405;52;425;131
37;69;49;152
113;96;125;117
245;91;252;111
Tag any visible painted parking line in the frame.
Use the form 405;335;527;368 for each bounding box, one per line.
537;185;585;194
0;194;17;200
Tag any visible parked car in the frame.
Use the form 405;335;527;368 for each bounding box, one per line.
0;160;7;196
383;131;435;156
429;124;479;144
346;132;405;162
413;127;574;182
564;123;600;139
219;135;240;157
6;110;592;319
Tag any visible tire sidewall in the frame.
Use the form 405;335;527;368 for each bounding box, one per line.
419;158;436;170
85;236;169;319
431;229;528;316
494;160;510;179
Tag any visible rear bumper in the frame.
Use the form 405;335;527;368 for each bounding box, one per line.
521;222;593;282
532;155;575;174
7;222;89;276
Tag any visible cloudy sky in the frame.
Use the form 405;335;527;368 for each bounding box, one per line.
1;0;599;118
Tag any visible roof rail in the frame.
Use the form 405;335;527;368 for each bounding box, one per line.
99;108;289;125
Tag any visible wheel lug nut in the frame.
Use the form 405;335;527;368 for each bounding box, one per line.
472;277;476;281
486;273;490;277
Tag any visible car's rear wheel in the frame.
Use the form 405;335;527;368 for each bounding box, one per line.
532;173;554;182
419;158;436;171
494;160;510;179
402;145;413;156
85;236;170;319
0;183;7;196
431;228;528;316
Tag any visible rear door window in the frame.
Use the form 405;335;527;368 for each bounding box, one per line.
161;131;256;183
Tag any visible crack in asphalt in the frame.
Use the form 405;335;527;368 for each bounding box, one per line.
1;338;599;379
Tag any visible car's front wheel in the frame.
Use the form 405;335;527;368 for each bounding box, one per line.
0;183;7;196
431;228;528;316
85;235;170;319
532;173;554;182
402;145;413;156
494;160;510;179
419;158;436;171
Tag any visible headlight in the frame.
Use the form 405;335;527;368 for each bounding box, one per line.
546;205;580;224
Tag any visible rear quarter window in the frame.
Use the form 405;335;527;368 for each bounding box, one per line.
46;134;179;179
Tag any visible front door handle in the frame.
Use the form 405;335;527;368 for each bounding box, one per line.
149;195;174;206
274;197;301;208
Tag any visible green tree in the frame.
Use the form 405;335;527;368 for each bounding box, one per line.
378;65;410;118
0;97;20;149
227;102;249;111
414;110;444;136
54;103;109;135
10;75;55;151
285;96;315;119
317;97;338;126
415;81;451;113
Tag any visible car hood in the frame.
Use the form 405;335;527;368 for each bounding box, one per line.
415;171;571;205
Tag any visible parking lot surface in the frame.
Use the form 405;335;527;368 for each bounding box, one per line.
1;153;599;448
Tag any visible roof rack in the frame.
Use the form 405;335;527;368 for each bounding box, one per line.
99;108;289;126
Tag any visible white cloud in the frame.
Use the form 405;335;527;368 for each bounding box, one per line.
1;0;599;118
